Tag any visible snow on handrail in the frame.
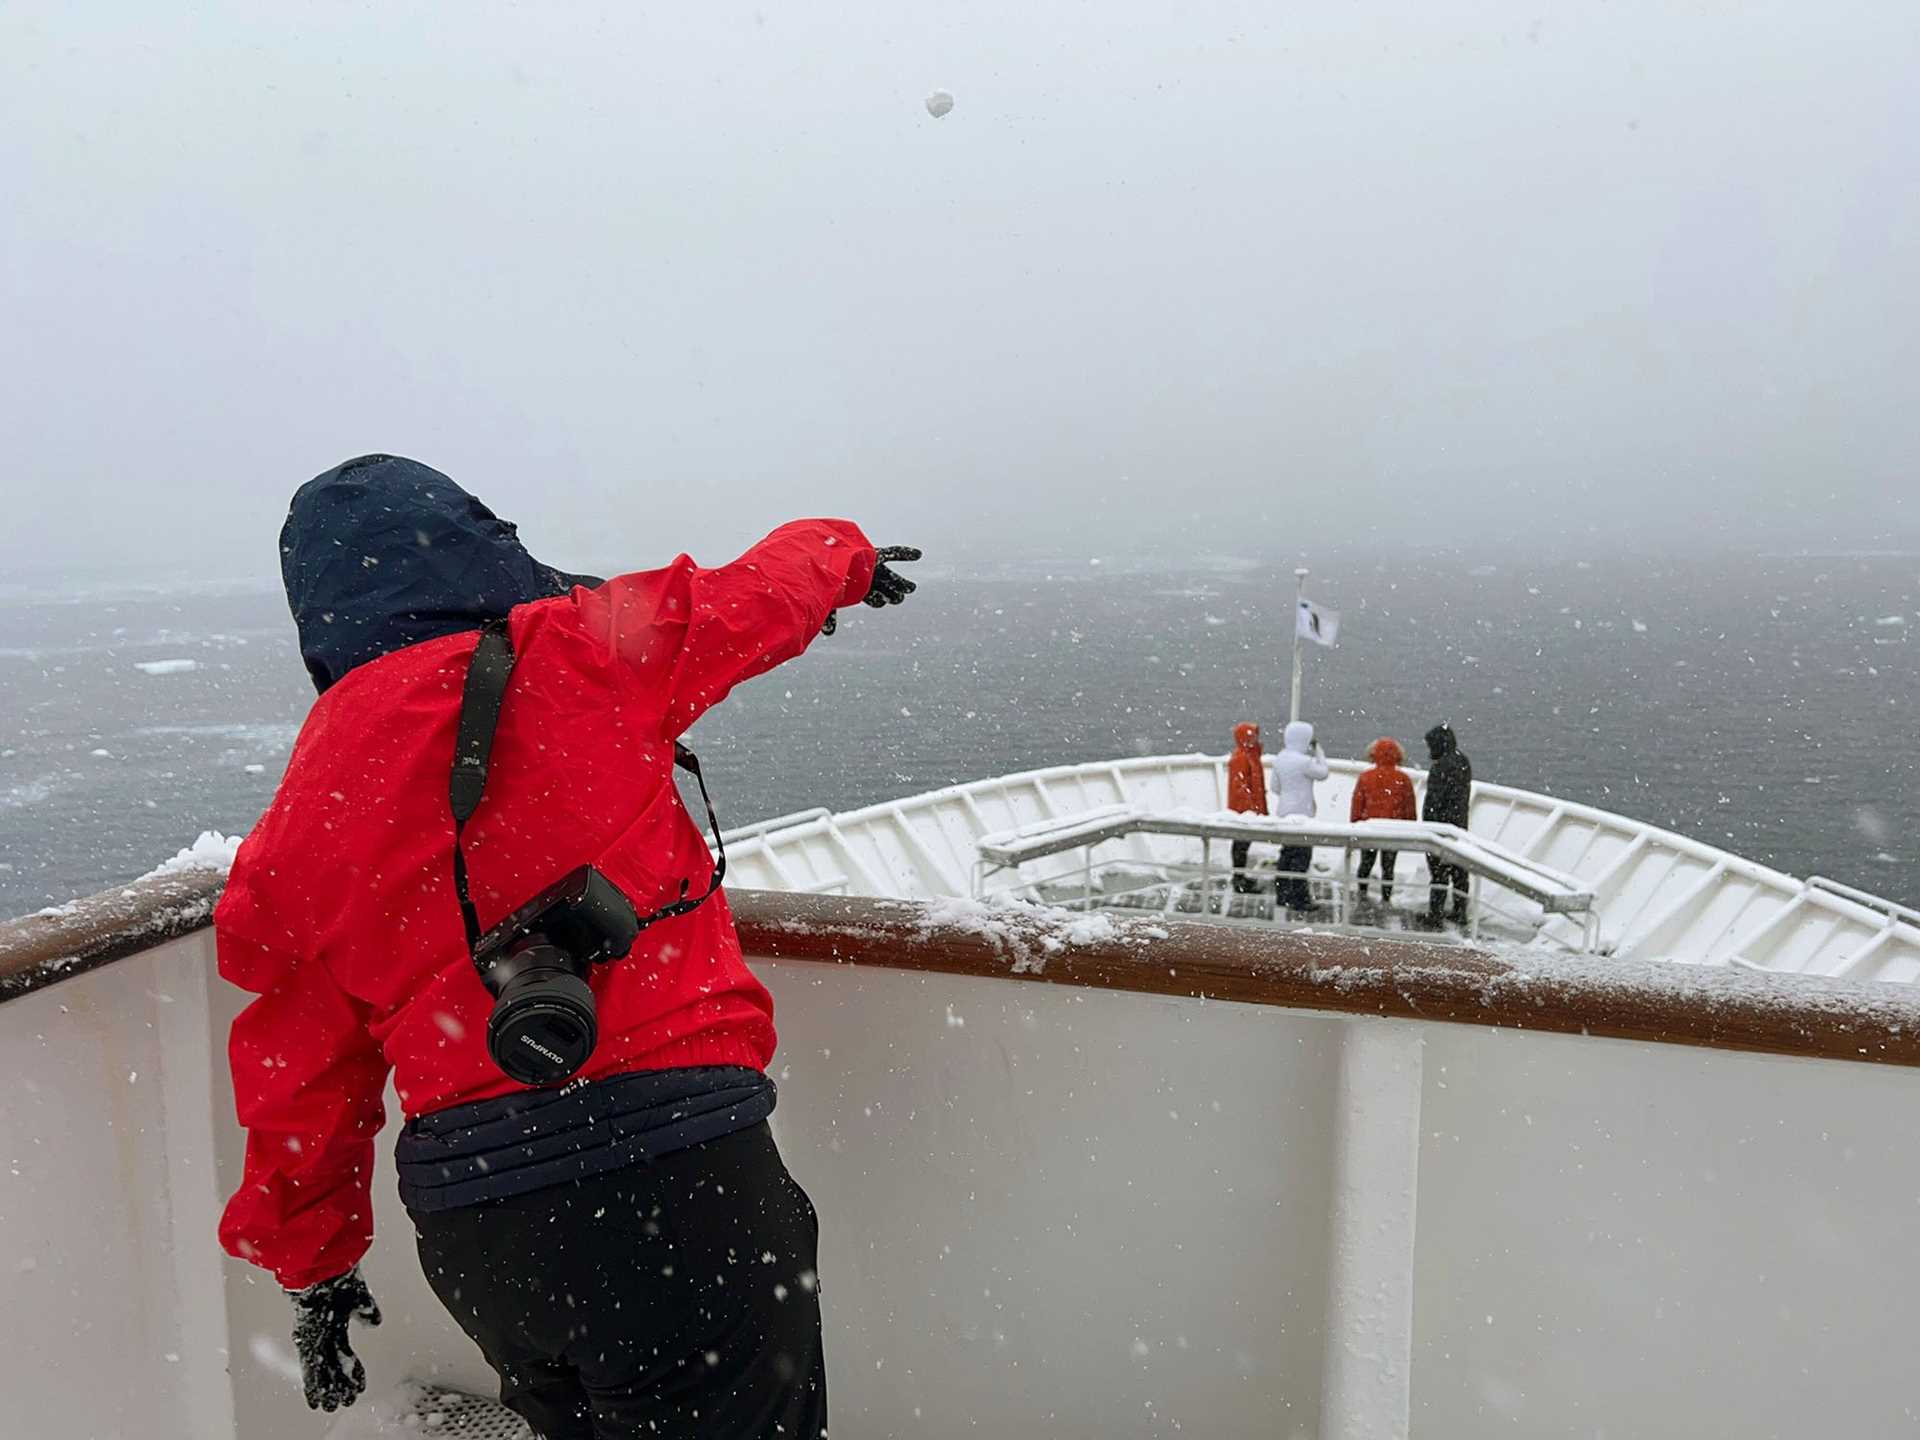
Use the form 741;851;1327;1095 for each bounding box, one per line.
0;867;224;1001
729;890;1920;1070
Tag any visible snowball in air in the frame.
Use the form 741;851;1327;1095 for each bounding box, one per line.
925;90;954;119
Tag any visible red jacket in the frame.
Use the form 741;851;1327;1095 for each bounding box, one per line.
1350;737;1417;823
1225;722;1268;814
217;520;877;1288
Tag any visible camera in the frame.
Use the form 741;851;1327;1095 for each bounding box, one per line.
473;865;641;1086
450;621;727;1088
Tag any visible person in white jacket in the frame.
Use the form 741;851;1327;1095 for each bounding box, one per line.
1272;720;1329;911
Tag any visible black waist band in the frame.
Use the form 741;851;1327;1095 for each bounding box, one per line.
396;1066;776;1213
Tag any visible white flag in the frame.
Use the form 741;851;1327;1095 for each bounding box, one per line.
1296;597;1340;647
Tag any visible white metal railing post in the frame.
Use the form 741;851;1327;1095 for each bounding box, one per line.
1201;838;1213;915
1320;1019;1423;1440
1291;566;1309;723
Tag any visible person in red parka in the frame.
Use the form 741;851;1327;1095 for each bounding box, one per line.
1224;721;1268;893
217;455;918;1439
1349;736;1416;904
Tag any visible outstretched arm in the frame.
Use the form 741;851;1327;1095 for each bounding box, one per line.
568;519;883;738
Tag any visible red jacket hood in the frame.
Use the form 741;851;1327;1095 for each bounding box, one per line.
1367;737;1404;767
1226;722;1267;814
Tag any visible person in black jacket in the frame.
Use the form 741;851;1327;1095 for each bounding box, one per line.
1422;724;1473;926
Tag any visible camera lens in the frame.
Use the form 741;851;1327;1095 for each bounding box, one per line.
485;947;598;1086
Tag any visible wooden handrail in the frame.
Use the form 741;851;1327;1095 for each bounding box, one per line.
728;891;1920;1069
8;876;1920;1070
0;869;224;1000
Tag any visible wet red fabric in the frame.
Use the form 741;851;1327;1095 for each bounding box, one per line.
1226;722;1268;814
1350;737;1416;823
216;520;876;1288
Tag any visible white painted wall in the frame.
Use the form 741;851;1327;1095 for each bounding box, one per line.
1412;1024;1920;1438
761;963;1340;1440
0;933;233;1440
209;962;495;1440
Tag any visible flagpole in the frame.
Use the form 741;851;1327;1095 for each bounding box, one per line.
1290;566;1308;724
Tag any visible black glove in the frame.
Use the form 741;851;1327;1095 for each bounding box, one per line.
822;545;921;635
289;1266;381;1412
863;545;921;607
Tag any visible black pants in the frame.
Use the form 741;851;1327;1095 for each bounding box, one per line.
1357;849;1397;901
1429;858;1470;919
1275;844;1314;909
1230;839;1257;891
410;1122;825;1440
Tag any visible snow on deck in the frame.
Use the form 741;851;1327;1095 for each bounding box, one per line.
325;1384;532;1440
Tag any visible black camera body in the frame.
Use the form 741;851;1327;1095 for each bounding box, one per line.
473;865;640;1087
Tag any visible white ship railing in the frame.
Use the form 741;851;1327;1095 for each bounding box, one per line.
717;806;835;845
718;752;1920;982
1806;873;1920;928
969;805;1602;949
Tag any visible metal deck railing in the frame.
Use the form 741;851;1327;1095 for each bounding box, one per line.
969;805;1601;950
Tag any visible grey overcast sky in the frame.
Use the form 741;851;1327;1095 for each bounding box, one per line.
2;0;1916;581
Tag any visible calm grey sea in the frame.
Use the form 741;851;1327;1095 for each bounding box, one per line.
1;548;1914;918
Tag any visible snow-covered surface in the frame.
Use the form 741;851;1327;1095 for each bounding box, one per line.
1306;931;1920;1041
324;1383;532;1439
2;832;241;998
133;657;200;675
909;893;1142;971
139;830;244;881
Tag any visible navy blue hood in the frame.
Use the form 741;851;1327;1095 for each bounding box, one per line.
281;455;602;693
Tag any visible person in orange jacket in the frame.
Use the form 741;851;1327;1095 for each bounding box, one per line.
1349;737;1416;903
1225;721;1268;893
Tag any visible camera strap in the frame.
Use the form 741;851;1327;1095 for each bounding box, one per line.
447;619;729;956
449;621;516;953
658;743;728;923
